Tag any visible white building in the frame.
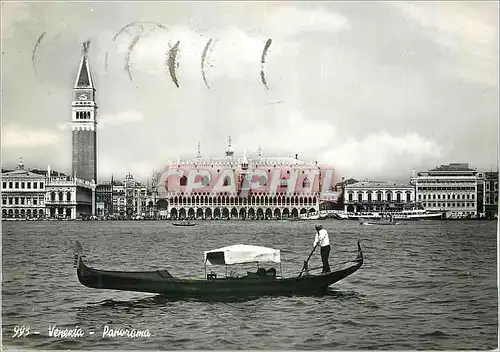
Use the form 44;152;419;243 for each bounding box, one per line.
1;159;46;219
1;160;95;220
411;163;481;218
45;167;95;219
343;181;416;213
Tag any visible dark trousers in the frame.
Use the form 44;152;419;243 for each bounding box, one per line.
320;245;331;273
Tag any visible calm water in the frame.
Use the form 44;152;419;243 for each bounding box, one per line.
1;219;498;350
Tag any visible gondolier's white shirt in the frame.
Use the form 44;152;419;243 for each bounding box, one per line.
313;229;330;247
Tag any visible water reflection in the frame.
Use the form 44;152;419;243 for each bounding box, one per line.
74;288;362;319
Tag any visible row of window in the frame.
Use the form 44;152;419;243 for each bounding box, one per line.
348;193;412;202
418;187;475;191
2;191;73;205
485;182;498;191
169;196;318;205
346;190;412;194
2;209;45;217
485;196;499;204
171;191;320;197
424;202;476;208
177;175;313;188
48;208;73;216
3;197;45;206
2;181;44;189
48;192;72;202
420;194;475;200
108;192;147;197
169;199;318;206
417;179;476;184
75;111;92;119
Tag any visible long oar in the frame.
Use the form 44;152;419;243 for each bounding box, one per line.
298;243;318;277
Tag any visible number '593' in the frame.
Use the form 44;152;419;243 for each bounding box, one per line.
13;325;30;338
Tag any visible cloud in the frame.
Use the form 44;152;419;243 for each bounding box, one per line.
104;7;349;87
114;5;350;75
265;6;349;37
235;107;337;156
321;132;443;179
390;2;498;85
209;27;268;80
391;2;496;47
2;124;61;148
98;111;143;128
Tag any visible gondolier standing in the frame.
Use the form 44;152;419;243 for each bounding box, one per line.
313;224;331;273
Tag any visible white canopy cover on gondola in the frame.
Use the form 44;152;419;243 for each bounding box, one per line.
204;244;281;265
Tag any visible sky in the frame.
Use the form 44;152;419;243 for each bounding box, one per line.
2;1;498;183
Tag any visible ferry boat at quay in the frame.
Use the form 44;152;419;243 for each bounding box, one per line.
346;208;443;221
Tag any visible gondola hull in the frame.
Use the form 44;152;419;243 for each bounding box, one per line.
74;242;363;298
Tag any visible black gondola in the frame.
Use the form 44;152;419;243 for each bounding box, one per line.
73;241;363;298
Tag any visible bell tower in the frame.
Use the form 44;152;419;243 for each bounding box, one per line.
71;41;97;183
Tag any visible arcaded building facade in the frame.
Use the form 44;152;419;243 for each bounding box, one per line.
343;181;416;213
155;142;335;220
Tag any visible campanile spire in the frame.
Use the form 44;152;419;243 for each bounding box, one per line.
74;40;94;89
71;40;97;184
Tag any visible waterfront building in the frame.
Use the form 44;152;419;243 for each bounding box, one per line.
1;160;95;219
343;181;416;213
321;178;358;211
111;174;148;219
484;171;499;219
111;181;126;218
72;41;97;184
154;140;336;220
1;159;46;219
96;181;113;217
411;163;482;218
45;168;95;219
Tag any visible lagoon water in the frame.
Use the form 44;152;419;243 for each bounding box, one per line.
1;219;498;350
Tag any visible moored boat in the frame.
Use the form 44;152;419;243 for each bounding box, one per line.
381;209;442;221
359;219;399;226
348;208;442;221
359;215;399;226
299;214;321;220
73;241;364;298
172;220;197;226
